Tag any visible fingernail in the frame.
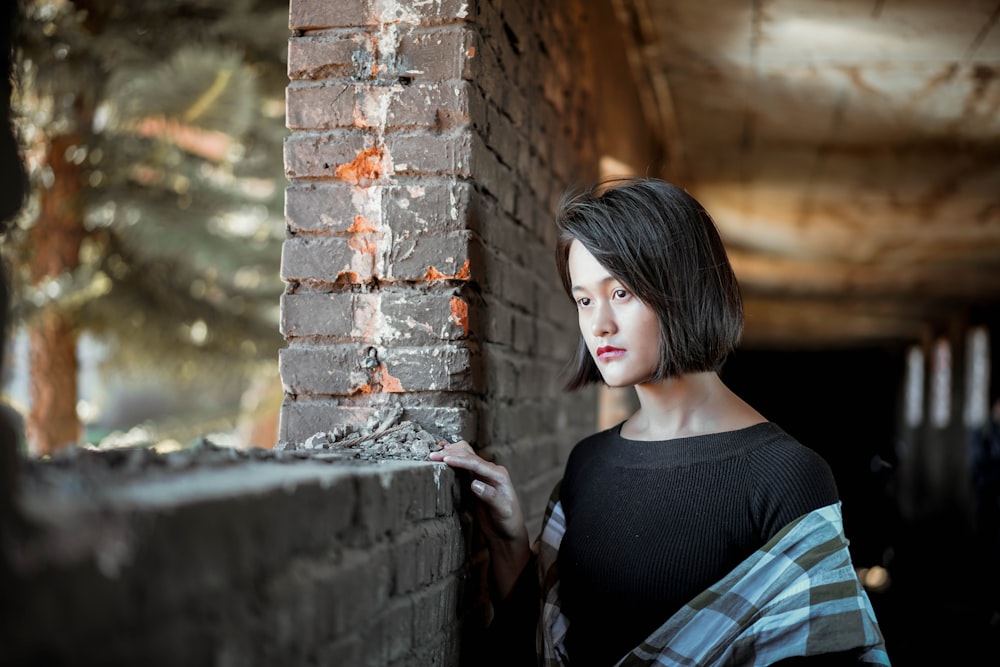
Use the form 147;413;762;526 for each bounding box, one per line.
471;480;486;494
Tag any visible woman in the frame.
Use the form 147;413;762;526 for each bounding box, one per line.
429;178;890;666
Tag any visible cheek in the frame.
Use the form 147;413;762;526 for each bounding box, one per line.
636;312;662;349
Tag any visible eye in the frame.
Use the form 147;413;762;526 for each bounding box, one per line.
576;297;591;307
613;288;629;300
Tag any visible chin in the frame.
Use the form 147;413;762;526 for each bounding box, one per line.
599;376;636;389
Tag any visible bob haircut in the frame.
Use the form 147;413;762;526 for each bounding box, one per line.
555;177;743;390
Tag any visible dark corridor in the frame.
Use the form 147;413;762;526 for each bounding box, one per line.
722;346;1000;665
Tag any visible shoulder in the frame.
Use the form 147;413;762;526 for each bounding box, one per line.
748;424;836;479
566;424;620;462
561;426;620;491
746;424;840;535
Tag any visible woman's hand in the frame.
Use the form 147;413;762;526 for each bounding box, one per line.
429;440;531;598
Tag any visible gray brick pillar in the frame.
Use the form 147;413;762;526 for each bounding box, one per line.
281;0;600;533
281;0;482;444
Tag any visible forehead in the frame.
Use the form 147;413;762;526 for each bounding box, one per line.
568;240;616;289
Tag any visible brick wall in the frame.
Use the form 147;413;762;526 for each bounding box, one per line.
2;453;468;665
1;1;629;664
281;0;600;530
280;0;603;652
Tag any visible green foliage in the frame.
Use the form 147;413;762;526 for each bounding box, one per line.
5;0;292;438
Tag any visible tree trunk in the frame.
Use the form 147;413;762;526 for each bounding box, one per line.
26;133;86;455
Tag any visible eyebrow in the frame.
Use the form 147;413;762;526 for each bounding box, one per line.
570;276;619;294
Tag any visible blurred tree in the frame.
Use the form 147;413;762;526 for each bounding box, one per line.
5;0;290;455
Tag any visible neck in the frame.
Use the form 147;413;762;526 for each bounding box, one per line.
622;371;765;441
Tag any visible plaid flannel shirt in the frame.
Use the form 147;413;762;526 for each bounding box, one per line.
536;488;891;666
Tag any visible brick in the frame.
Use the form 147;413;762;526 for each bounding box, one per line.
279;344;374;395
328;547;393;636
290;0;472;29
386;81;470;130
467;84;488;133
380;344;477;392
515;119;537;176
500;3;532;57
486;100;521;174
278;336;477;396
380;464;436;527
478;208;531;268
385;130;473;176
287;32;372;81
439;514;466;573
411;578;457;638
381;289;470;342
261;563;330;648
278;400;372;442
537;316;572;360
363;598;414;664
516;358;566;398
289;0;370;29
355;466;406;538
301;476;360;542
392;529;419;594
482;344;519;399
238;480;358;564
470;132;515;213
482;295;514;344
387;230;473;281
283;130;366;179
527;239;558;283
416;525;447;584
383;180;472;235
376;0;474;25
280;236;376;284
286;82;373;130
491;22;520;82
410;477;449;526
511;310;536;353
280;291;364;339
501;262;537;312
396;26;476;81
285;182;381;235
281;289;472;344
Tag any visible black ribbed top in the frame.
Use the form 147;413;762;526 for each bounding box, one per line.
557;421;840;667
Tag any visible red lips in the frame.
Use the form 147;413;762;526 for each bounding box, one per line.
596;346;625;360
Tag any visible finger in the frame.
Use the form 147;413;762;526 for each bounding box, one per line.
470;479;516;518
427;439;473;460
443;440;494;462
442;453;510;486
433;452;485;475
470;480;523;534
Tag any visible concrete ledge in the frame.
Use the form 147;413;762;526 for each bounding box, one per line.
1;446;472;667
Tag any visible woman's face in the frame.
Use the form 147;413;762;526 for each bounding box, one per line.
567;240;661;387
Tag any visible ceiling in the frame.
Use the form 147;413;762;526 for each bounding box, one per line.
611;0;1000;348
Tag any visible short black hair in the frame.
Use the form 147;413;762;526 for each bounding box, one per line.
555;177;743;390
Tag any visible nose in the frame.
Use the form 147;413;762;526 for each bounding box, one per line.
591;300;617;337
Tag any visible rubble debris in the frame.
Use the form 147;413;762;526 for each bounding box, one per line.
273;406;446;462
15;408;450;496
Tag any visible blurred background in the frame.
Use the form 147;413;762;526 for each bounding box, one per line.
2;0;290;456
